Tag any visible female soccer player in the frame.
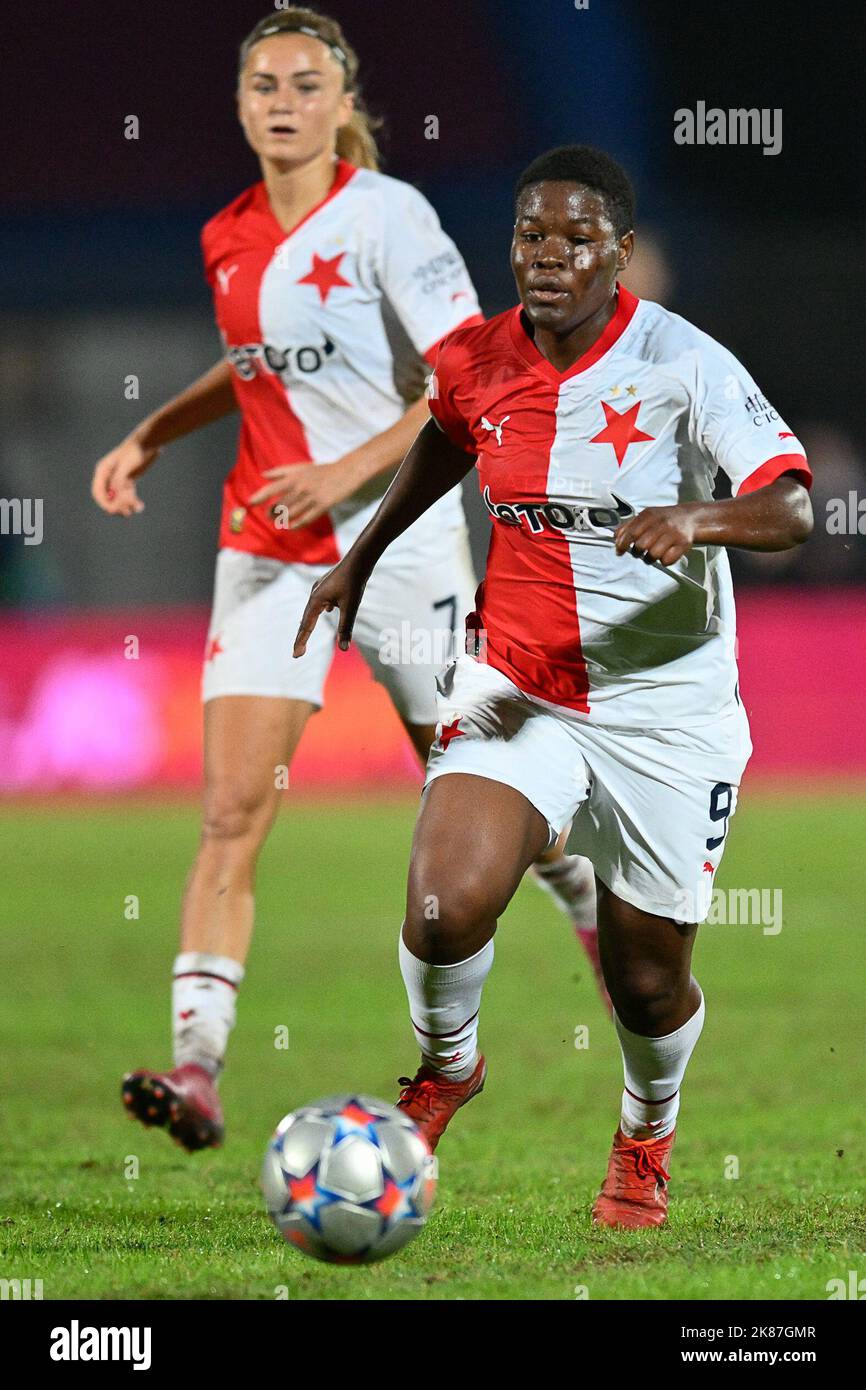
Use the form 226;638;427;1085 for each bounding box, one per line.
295;145;813;1228
91;11;596;1152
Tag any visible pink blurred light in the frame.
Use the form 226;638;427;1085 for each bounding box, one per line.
0;654;163;789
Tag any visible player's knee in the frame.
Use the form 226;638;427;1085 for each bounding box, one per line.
609;962;683;1033
200;783;272;853
406;863;498;959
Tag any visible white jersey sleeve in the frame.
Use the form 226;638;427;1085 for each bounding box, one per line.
374;179;482;363
694;339;811;496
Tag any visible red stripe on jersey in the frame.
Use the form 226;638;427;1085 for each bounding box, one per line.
736;452;811;496
216;241;341;563
219;378;341;565
479;371;590;712
422;312;486;366
508;283;640;381
207;167;358;566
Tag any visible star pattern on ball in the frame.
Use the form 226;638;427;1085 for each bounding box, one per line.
296;251;352;304
287;1169;331;1226
371;1175;418;1225
331;1100;381;1145
588;400;655;468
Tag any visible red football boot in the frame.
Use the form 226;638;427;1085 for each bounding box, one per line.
396;1054;487;1152
121;1064;223;1152
592;1127;676;1229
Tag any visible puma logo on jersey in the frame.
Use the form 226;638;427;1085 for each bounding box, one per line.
217;264;239;295
481;415;511;446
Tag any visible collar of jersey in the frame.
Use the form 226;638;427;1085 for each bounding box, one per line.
257;158;358;245
508;282;640;382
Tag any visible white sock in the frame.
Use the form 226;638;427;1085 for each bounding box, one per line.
172;952;245;1078
531;854;596;929
615;991;705;1141
399;934;493;1080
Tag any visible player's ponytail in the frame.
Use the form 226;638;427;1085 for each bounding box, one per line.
239;7;383;171
335;109;381;173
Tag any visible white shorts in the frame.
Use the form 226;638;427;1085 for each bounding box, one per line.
202;532;478;726
424;654;753;921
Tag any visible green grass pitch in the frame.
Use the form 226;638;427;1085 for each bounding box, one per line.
1;791;863;1300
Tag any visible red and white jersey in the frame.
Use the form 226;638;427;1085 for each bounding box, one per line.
202;159;482;564
428;284;812;728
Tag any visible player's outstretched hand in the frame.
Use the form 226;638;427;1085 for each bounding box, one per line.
294;554;370;657
91;435;161;516
614;503;699;567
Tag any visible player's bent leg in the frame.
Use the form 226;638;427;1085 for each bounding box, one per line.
397;717;606;1012
592;885;704;1228
404;772;550;962
399;711;607;1009
397;772;551;1151
123;694;316;1151
597;884;701;1036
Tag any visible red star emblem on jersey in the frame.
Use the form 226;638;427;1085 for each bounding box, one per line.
438;718;465;749
205;635;224;662
589;400;655;467
296;251;352;304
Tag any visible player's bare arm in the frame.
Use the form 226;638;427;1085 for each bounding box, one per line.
614;475;814;567
247;393;430;528
294;417;473;654
91;359;237;516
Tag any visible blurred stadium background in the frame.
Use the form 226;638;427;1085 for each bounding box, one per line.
4;3;865;1304
1;0;864;793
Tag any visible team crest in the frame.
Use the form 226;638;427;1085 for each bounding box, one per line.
229;507;246;534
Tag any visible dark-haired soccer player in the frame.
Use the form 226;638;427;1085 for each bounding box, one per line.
295;144;812;1228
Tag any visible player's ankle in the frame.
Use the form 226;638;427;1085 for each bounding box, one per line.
174;1054;221;1080
421;1049;478;1082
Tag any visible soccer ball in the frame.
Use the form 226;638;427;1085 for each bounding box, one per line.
261;1094;437;1263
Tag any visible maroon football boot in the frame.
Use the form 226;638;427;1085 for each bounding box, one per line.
122;1064;223;1152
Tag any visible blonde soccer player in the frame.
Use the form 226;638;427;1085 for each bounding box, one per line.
91;10;597;1151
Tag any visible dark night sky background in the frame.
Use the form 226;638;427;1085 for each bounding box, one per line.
2;0;863;212
3;2;863;367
